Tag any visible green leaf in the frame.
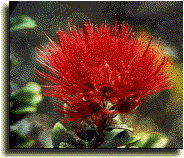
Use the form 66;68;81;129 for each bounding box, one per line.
16;82;41;96
126;146;139;148
10;94;42;111
111;114;123;124
99;129;132;148
11;82;41;98
125;133;149;148
105;124;133;132
75;139;90;148
78;122;98;142
124;136;141;144
10;15;37;32
126;132;169;148
52;122;89;148
11;106;37;114
116;145;126;148
30;94;43;105
105;129;125;140
51;122;76;148
146;132;169;148
116;136;141;148
59;142;76;148
105;101;114;110
10;82;43;110
149;137;169;148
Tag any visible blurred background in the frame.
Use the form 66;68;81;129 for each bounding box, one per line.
9;1;182;148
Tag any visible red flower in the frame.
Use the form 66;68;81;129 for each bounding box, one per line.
35;17;175;132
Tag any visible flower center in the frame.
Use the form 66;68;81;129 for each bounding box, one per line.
101;86;113;99
116;97;139;113
89;102;100;113
84;82;94;89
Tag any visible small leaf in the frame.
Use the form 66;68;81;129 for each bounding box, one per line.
20;82;42;96
105;129;125;140
115;136;141;148
125;136;141;144
116;145;126;148
10;82;43;110
105;115;134;132
78;122;98;142
78;129;97;142
125;133;150;148
99;129;131;148
105;124;133;132
127;146;139;148
51;122;76;148
75;139;90;148
52;122;89;148
105;101;114;110
145;132;169;148
11;82;41;98
59;142;76;148
126;132;169;148
11;106;37;114
30;94;43;105
10;15;37;32
111;114;123;124
150;137;169;148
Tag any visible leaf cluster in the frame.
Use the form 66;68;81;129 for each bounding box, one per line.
51;115;169;148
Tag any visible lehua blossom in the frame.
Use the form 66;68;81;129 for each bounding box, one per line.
35;16;175;133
